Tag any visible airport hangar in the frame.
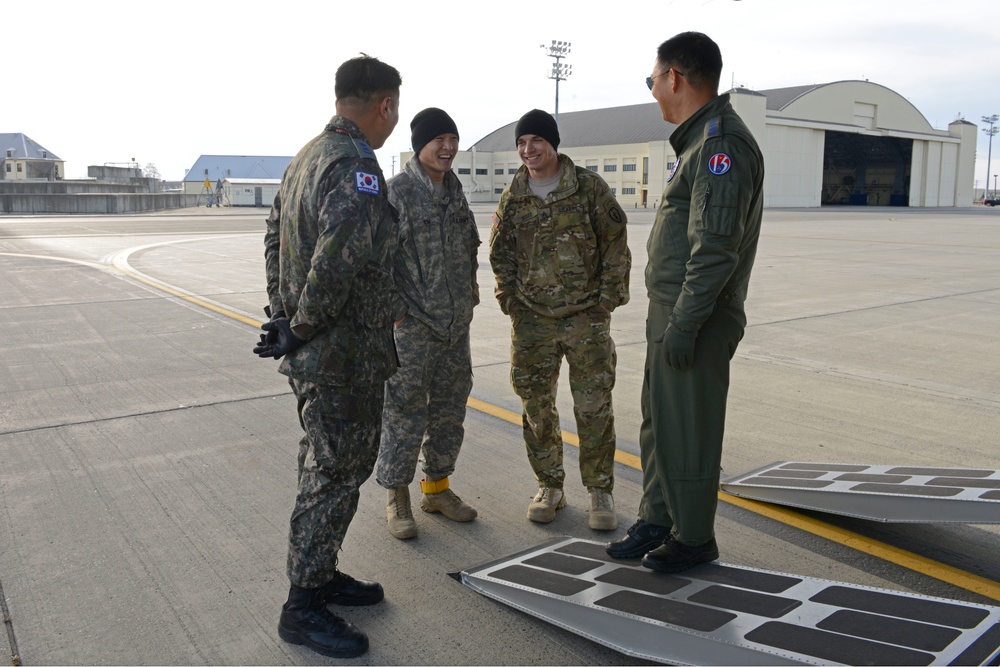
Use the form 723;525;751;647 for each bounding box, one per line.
413;80;977;209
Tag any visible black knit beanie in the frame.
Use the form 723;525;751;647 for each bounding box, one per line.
515;109;560;149
410;107;459;155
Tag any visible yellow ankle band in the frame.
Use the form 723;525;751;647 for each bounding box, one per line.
420;476;449;494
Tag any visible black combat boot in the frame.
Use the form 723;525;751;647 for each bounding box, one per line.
605;519;670;559
277;584;369;658
316;568;385;607
642;535;719;573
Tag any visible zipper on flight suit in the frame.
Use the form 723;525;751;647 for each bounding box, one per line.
701;183;713;212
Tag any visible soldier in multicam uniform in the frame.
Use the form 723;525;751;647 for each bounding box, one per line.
489;109;631;531
254;55;404;659
606;33;764;574
377;108;481;539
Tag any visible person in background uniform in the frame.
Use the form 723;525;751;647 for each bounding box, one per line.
254;54;404;659
377;108;480;540
489;109;630;531
606;32;764;573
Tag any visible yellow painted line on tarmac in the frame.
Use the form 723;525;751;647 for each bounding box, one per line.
465;395;1000;603
0;249;263;328
114;265;262;327
720;493;1000;602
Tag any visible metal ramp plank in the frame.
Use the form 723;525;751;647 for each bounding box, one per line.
720;462;1000;523
460;537;1000;666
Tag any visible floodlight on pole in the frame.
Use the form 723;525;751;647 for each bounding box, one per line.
982;114;999;202
541;40;572;124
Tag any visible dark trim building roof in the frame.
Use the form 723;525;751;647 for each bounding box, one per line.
469;88;770;152
183;155;292;182
469;82;934;153
0;133;61;160
470;102;676;153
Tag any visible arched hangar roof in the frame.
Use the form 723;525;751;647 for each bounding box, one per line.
469;81;934;152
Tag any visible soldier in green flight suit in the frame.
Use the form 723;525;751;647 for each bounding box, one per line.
607;32;764;573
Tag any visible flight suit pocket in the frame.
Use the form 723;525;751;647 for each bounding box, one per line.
701;180;739;236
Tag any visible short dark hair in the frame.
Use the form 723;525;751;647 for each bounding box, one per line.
656;32;723;92
334;54;402;106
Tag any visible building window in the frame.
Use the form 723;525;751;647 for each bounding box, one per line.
4;164;9;173
17;163;22;172
604;164;617;172
623;163;636;172
458;168;471;175
476;168;488;175
508;167;517;174
643;157;649;185
494;188;505;194
622;187;636;195
495;168;504;175
586;165;598;172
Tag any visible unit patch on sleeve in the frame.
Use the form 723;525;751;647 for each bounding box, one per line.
355;171;381;195
707;153;732;176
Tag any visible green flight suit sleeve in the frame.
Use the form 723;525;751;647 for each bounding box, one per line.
671;135;761;332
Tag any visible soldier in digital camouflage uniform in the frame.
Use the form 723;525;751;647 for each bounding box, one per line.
607;32;764;574
254;55;404;659
376;107;481;540
489;109;631;531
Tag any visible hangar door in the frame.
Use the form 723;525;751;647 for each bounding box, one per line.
821;132;912;206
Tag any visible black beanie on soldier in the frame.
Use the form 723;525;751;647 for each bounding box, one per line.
515;109;560;150
410;107;459;155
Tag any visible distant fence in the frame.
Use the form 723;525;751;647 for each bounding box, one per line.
1;193;200;214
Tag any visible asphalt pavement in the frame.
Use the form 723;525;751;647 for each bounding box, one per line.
0;203;998;665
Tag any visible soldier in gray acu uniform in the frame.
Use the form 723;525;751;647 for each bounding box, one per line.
255;55;404;659
490;109;631;531
377;107;481;540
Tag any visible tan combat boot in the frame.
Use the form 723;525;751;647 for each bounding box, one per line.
420;476;478;522
527;487;566;523
386;487;417;539
588;487;617;531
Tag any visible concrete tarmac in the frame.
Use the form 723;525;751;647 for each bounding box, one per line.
0;204;998;665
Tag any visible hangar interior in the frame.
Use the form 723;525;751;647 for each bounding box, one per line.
822;132;913;206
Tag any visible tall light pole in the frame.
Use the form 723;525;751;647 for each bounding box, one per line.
982;114;998;202
541;40;572;123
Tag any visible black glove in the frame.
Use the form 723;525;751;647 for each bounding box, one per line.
260;309;286;347
253;317;304;360
656;322;697;371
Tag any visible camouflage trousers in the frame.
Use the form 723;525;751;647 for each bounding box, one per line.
286;377;383;589
509;305;617;491
377;317;473;488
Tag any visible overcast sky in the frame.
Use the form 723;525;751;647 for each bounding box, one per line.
7;0;1000;192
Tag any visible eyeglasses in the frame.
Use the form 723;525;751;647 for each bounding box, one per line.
646;68;685;90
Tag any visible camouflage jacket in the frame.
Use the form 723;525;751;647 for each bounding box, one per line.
387;157;480;341
488;154;630;318
263;116;404;387
646;93;764;332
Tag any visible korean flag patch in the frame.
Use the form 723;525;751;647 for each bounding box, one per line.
356;171;380;195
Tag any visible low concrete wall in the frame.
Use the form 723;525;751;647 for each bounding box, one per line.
1;193;199;214
1;182;147;194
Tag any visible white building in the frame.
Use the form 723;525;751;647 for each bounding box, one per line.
400;80;976;209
